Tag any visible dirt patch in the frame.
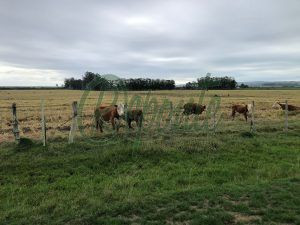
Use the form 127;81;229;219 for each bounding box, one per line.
231;212;261;224
223;195;250;206
166;219;190;225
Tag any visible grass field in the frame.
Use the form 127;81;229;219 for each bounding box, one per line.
0;127;299;224
0;89;300;224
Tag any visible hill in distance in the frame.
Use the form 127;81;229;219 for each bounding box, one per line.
239;81;300;87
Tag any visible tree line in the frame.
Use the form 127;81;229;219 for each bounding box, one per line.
64;72;175;90
185;73;237;90
64;72;237;90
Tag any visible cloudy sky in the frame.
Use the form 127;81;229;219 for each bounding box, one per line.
0;0;300;86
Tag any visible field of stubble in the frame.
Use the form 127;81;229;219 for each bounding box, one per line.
0;89;300;143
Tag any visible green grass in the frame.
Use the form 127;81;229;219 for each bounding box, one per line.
0;126;300;224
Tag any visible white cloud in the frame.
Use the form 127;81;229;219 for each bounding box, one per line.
125;16;155;27
0;64;64;86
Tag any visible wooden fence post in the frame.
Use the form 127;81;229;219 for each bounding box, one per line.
250;101;255;132
12;103;20;142
212;99;217;133
68;101;78;144
41;100;46;146
284;100;288;132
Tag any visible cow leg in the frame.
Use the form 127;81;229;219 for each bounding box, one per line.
110;117;116;130
135;118;140;128
99;120;103;133
95;120;99;131
231;109;236;120
96;119;102;132
127;119;133;129
136;117;142;128
114;118;120;132
244;113;248;122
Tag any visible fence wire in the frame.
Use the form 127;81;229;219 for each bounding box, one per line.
0;99;300;144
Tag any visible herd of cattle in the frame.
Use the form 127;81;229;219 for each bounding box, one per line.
94;101;299;132
95;104;143;132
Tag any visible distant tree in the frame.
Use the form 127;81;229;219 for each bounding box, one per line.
186;73;237;90
240;83;249;88
64;77;83;90
64;78;71;89
122;78;175;90
92;76;113;91
82;72;98;89
185;81;198;90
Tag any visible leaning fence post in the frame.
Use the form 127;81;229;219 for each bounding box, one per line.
12;103;20;142
68;101;78;144
41;100;46;146
284;100;288;132
250;101;255;132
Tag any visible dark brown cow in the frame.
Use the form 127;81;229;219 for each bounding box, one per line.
94;104;125;132
124;109;143;129
272;101;300;111
231;104;248;121
183;103;206;115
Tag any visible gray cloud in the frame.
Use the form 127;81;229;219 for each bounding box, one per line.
0;0;300;86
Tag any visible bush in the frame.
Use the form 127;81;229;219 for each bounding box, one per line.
16;138;34;151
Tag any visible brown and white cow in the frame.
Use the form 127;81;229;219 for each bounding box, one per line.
231;104;249;122
183;103;206;115
94;104;125;132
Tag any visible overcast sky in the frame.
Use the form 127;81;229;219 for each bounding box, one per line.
0;0;300;86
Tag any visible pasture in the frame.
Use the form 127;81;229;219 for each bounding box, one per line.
0;89;300;224
0;89;300;142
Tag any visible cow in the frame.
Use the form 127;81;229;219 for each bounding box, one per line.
124;109;143;129
231;104;249;122
272;101;300;111
94;104;125;132
183;103;206;115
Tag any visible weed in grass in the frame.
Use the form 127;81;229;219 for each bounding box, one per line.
15;137;34;151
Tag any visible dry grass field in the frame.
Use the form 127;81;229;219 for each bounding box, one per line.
0;89;300;143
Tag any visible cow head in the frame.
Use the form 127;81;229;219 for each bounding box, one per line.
117;104;125;116
272;101;280;109
247;104;253;114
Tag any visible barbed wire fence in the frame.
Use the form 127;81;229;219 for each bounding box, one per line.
0;99;298;145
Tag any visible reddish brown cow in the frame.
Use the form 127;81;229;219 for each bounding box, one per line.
272;101;300;111
231;104;248;121
94;104;125;132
